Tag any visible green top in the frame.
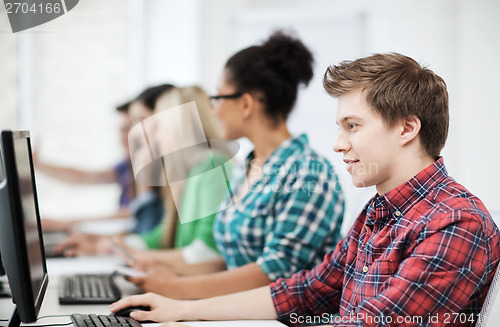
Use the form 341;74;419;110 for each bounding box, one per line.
140;153;232;251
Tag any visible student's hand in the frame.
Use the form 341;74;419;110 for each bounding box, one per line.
41;218;77;232
108;236;137;265
109;292;185;322
96;237;119;255
126;266;182;298
130;258;166;271
53;233;102;256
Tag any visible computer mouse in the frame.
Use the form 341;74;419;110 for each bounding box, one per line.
111;305;152;322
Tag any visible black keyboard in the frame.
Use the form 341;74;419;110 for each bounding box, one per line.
71;314;141;327
59;274;121;305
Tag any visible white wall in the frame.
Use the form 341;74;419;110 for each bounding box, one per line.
135;0;202;90
361;0;500;216
0;12;18;129
0;0;130;218
453;0;500;214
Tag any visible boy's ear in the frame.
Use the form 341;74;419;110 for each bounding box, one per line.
399;115;421;146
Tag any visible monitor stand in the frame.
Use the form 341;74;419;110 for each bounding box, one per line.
7;308;21;327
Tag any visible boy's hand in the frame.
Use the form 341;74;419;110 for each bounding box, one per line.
109;293;187;322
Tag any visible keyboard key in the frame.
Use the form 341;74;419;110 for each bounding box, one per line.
70;314;142;327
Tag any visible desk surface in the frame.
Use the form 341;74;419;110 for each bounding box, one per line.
0;256;285;327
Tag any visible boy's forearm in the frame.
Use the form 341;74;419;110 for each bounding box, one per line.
184;286;278;321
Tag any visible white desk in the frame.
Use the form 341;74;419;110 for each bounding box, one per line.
0;256;285;327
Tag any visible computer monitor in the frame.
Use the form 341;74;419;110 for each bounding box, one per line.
0;252;12;298
0;138;6;295
0;130;49;326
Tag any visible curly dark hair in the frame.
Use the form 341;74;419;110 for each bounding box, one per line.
224;31;314;122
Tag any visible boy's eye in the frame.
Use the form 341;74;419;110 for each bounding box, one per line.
349;123;357;129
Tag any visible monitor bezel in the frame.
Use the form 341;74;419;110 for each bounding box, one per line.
0;130;49;323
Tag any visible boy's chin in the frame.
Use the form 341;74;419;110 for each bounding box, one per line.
351;177;374;189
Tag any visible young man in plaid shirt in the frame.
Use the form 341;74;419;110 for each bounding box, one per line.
110;53;500;327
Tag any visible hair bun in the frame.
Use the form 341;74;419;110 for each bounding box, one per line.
223;30;315;121
261;30;314;86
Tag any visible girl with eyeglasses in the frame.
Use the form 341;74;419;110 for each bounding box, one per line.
123;31;345;300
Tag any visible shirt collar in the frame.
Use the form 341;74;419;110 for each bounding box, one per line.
364;157;448;223
245;133;309;170
382;157;448;221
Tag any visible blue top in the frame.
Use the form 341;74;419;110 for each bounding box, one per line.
115;159;163;234
114;159;134;207
214;134;344;280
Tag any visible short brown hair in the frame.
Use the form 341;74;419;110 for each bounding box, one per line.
323;53;449;158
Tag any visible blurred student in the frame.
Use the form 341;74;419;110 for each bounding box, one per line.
124;31;344;299
126;84;175;234
50;84;174;255
110;53;500;327
121;85;233;265
36;101;135;232
55;86;231;265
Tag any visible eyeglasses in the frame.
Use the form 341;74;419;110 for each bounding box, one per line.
209;93;243;106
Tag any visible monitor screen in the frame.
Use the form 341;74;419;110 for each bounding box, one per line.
0;155;4;281
0;130;48;324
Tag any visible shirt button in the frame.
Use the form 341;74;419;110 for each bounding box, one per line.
350;310;356;316
362;265;369;273
395;210;401;217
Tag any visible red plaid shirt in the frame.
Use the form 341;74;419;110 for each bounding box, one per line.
271;158;500;327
